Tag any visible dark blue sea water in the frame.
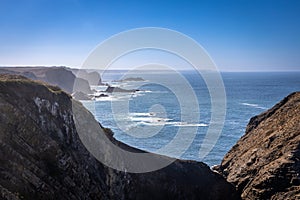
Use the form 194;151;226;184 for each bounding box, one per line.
82;71;300;167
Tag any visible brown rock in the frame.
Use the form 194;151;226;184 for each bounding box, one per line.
218;92;300;199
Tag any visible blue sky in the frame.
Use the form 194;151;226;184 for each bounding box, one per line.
0;0;299;71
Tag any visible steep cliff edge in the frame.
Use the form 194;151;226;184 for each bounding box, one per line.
0;74;239;200
0;67;92;94
218;92;300;199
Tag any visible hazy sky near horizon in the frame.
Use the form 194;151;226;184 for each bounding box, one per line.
0;0;300;71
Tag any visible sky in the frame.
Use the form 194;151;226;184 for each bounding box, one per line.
0;0;300;71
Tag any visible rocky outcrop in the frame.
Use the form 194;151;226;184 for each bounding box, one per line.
43;68;92;94
44;67;76;93
71;69;102;86
105;86;139;93
0;74;239;200
73;77;93;94
217;92;300;199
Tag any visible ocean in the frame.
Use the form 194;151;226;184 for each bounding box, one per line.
82;71;300;167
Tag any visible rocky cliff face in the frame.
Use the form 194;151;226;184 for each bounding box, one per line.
217;92;300;199
0;74;239;200
0;67;92;94
71;69;102;86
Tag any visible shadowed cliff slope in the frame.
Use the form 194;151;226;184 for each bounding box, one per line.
0;67;93;94
0;74;239;200
218;92;300;199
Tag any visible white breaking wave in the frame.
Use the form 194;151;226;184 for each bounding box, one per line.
135;121;208;127
140;90;152;93
241;102;267;110
127;113;208;127
129;117;172;123
173;122;208;127
95;96;120;101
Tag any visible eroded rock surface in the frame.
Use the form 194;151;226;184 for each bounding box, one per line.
218;92;300;199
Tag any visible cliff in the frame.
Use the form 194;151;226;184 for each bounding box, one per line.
0;67;92;94
217;92;300;199
0;74;239;200
71;69;103;86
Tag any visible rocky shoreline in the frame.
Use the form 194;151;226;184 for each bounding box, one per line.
0;69;299;199
0;74;239;200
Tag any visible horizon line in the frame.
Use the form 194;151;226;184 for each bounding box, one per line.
0;65;299;73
